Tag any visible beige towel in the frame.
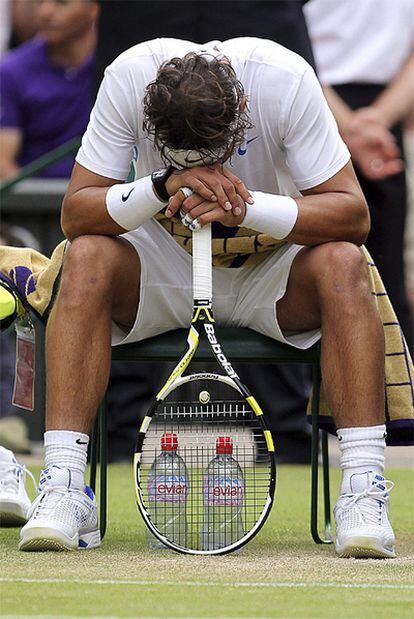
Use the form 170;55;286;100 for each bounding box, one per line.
0;241;66;321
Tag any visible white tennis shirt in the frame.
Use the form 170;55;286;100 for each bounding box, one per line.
77;37;349;197
304;0;414;85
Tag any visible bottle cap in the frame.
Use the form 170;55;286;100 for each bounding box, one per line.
216;436;233;454
161;432;178;451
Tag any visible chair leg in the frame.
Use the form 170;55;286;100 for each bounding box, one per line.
98;397;107;539
89;414;99;493
321;430;333;541
89;402;107;540
310;362;333;544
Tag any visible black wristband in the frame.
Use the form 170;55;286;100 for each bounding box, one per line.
151;166;176;202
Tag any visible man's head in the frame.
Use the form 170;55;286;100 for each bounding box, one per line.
143;52;252;167
35;0;99;46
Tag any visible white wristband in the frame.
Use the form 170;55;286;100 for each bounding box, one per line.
242;192;298;240
106;175;165;231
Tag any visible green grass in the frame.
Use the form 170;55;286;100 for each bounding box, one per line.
1;464;413;618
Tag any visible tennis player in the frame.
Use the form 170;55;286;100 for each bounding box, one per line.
19;38;396;558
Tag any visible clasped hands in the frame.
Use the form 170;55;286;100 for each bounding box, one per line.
164;164;254;229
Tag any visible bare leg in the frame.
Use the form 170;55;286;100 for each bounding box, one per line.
277;242;385;429
46;235;140;433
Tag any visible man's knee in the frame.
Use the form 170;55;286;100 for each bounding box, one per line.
311;241;370;299
60;235;118;300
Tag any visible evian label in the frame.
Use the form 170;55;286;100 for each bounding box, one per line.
148;475;188;503
203;475;245;506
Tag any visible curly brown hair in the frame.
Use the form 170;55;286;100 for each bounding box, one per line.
143;52;252;165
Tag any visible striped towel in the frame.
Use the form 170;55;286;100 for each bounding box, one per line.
0;241;66;323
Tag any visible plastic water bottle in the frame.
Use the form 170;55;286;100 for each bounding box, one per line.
146;432;189;549
202;436;245;550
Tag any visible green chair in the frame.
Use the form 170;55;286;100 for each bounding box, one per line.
89;327;333;546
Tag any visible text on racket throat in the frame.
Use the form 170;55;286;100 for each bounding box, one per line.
204;325;238;379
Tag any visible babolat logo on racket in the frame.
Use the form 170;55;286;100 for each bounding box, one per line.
204;324;238;378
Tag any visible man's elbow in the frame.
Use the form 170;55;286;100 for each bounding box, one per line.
61;194;79;241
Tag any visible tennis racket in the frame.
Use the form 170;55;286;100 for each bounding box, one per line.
134;224;276;555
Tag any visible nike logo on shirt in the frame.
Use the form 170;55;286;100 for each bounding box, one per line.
237;136;259;156
122;188;135;202
76;438;88;445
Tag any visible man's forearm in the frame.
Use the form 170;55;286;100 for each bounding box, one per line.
322;85;354;133
242;189;368;247
62;175;165;241
372;52;414;127
287;192;369;246
0;128;23;180
0;160;20;180
243;160;369;247
61;185;126;241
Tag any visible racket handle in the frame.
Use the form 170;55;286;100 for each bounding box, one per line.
192;224;212;302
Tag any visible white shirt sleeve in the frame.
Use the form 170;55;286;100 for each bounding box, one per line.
76;65;138;180
281;66;350;191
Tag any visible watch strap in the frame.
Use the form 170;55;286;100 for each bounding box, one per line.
151;166;176;201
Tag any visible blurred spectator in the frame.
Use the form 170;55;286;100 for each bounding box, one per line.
0;0;12;59
305;0;414;352
10;0;39;48
0;0;99;180
405;109;414;314
1;0;45;60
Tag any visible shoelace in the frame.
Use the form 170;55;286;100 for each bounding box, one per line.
30;484;75;519
341;478;394;525
0;462;37;495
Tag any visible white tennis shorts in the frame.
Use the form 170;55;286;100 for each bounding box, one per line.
111;218;321;349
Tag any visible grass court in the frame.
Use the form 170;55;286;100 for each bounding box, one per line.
1;463;413;619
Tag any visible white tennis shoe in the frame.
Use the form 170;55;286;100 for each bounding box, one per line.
334;471;396;558
19;465;101;551
0;446;35;527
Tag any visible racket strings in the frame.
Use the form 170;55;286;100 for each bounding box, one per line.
141;396;272;551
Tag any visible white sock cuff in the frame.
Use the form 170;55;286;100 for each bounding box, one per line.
44;430;89;486
44;430;89;447
337;424;386;448
337;425;386;477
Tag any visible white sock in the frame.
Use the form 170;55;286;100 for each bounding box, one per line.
44;430;89;489
337;424;386;494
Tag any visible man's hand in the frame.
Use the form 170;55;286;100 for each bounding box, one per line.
176;192;247;228
343;107;403;180
165;163;253;217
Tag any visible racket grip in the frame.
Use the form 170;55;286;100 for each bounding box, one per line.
192;224;212;302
